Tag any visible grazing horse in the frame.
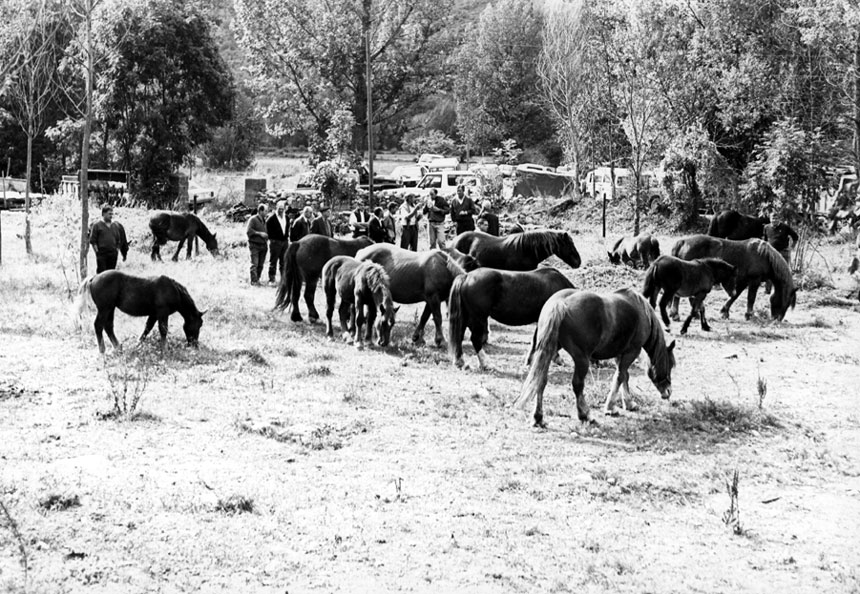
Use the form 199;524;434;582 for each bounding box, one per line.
515;288;676;427
450;229;582;270
356;244;476;347
74;270;205;353
322;256;398;347
707;210;769;241
642;255;736;334
149;211;219;261
448;267;574;369
670;235;796;321
274;235;374;322
608;234;661;268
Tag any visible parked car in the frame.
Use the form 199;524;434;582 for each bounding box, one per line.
388;165;428;187
581;167;660;202
417;153;444;165
383;170;480;201
516;163;555;174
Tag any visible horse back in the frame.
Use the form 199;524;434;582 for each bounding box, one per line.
557;289;649;358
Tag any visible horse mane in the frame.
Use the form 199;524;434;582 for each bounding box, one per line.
506;230;565;257
439;250;469;277
169;278;201;316
190;214;215;243
751;238;794;295
635;291;670;371
358;262;392;306
610;236;624;253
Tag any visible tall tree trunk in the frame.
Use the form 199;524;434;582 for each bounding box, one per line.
25;131;33;255
79;10;93;279
633;176;640;235
854;29;860;176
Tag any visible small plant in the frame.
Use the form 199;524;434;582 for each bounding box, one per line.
103;345;159;420
756;372;768;410
215;495;255;515
39;493;81;511
296;364;332;378
721;469;745;536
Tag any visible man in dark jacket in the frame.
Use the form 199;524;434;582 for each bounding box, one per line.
450;185;478;235
426;189;449;249
246;203;269;285
310;205;334;237
266;200;290;284
290;206;314;242
89;205;129;273
477;199;500;236
350;199;370;238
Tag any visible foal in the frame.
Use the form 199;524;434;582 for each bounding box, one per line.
642;255;736;334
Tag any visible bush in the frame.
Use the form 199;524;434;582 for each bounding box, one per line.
312;161;358;206
402;130;459;157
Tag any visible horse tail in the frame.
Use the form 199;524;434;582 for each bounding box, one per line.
447;274;469;363
670;238;684;258
514;294;568;411
73;276;96;330
274;243;300;310
642;260;659;302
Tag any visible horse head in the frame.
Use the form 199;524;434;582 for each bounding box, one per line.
206;233;220;257
647;339;675;400
183;310;204;347
770;286;797;321
607;251;622;265
375;304;399;347
558;233;582;269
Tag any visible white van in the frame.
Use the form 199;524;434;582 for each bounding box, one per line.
414;170;480;198
582;167;660;202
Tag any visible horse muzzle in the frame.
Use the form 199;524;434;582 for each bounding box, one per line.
661;386;672;400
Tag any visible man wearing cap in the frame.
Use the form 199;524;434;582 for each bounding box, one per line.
398;194;423;251
425;188;449;249
477;199;500;236
89;205;129;273
266;200;290;284
290;205;315;242
310;204;334;237
350;199;370;238
246;203;269;285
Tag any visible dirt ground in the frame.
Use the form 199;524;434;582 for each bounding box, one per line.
1;203;860;593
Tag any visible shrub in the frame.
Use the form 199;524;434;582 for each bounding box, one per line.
402;130;459;157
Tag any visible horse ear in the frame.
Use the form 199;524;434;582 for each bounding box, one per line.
667;339;676;353
394;306;400;313
199;309;208;316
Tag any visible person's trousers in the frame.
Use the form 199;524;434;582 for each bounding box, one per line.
456;219;475;236
96;251;118;274
400;226;418;251
268;240;287;282
249;243;267;283
428;222;446;249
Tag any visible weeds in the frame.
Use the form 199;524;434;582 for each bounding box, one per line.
721;469;747;536
39;493;81;511
669;397;781;434
757;372;768;410
296;364;332;378
103;344;160;420
215;495;255;515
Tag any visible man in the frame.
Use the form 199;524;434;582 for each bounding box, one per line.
450;185;478;235
246;203;269;285
349;199;370;238
764;221;799;265
290;205;314;242
398;194;423;251
89;205;129;273
368;207;387;243
383;202;398;244
477;199;500;236
310;204;334;237
266;200;290;284
426;188;448;249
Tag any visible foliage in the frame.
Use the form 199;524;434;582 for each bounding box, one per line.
473;167;503;202
492;139;522;166
199;91;261;170
312;160;358;206
742;119;834;221
402;130;458;157
99;0;234;206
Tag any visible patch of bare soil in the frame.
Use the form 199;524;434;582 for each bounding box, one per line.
1;207;859;593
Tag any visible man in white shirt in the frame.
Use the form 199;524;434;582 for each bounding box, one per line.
398;194;424;251
266;200;290;283
349;198;370;238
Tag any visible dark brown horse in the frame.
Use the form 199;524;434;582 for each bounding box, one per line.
608;234;660;268
450;229;582;270
707;210;769;241
670;235;796;321
515;288;675;427
149;211;219;261
322;256;398;347
74;271;205;353
448;267;574;369
356;244;476;347
274;235;374;322
642;255;736;334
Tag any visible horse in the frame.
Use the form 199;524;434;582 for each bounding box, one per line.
322;256;398;347
670;235;796;321
356;244;477;347
707;210;769;241
74;270;205;353
450;229;582;271
274;235;374;322
149;211;219;261
515;288;676;427
642;255;737;334
608;234;661;268
448;267;574;369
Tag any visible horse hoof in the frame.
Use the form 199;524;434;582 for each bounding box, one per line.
453;358;464;369
744;313;752;321
702;326;711;332
679;328;687;335
720;311;729;319
604;408;620;417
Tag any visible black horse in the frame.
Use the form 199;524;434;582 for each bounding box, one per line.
149;211;219;261
448;267;574;369
274;235;374;322
450;229;582;270
642;255;736;334
670;235;796;321
608;234;661;268
707;210;769;241
75;271;205;353
515;288;676;426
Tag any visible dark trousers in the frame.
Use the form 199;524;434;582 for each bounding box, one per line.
96;251;118;274
249;243;267;283
400;226;418;251
456;218;475;236
268;240;287;282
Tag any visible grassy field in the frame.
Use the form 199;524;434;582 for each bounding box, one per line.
1;195;860;593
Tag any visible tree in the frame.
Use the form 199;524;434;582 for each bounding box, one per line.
3;0;65;255
99;0;234;205
234;0;452;150
455;0;556;160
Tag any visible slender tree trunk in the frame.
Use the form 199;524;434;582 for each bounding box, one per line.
634;175;640;236
854;29;860;176
79;10;93;279
25;131;32;255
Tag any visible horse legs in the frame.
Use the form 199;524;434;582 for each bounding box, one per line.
658;291;674;328
140;315;157;342
669;295;681;322
172;238;185;262
157;317;169;351
151;238;162;262
413;303;433;345
471;315;490;369
571;352;591;423
186;236;194;260
745;281;761;320
324;286;336;339
605;351;640;414
304;277;320;322
430;300;445;348
354;296;366;347
681;295;707;335
364;301;377;345
94;310;111;354
720;282;746;319
699;301;711;332
338;299;353;341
